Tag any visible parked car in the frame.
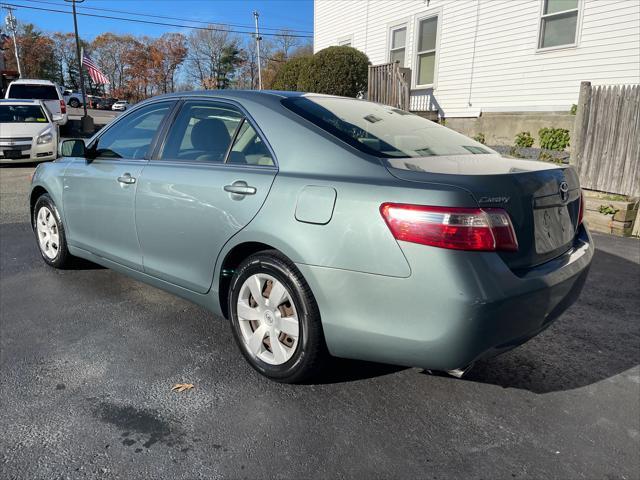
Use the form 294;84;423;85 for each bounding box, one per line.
96;97;117;110
28;91;593;383
5;79;67;125
0;99;58;164
112;100;129;111
63;89;84;108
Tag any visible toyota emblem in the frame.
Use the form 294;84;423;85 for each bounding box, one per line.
559;181;569;202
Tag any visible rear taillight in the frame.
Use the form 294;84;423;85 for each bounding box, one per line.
380;203;518;252
60;100;66;114
578;190;584;225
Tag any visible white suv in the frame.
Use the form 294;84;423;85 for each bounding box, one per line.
5;79;68;125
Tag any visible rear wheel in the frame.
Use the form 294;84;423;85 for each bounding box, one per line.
33;194;71;268
228;250;327;383
68;98;80;108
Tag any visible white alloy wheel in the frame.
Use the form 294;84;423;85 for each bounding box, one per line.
36;206;60;260
237;273;300;365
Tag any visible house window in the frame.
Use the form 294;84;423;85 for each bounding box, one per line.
539;0;580;49
416;16;438;86
389;27;406;65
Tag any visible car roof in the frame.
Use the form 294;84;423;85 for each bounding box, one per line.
9;79;58;86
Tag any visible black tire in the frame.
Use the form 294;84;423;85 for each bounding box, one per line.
68;98;80;108
228;250;328;383
32;194;71;268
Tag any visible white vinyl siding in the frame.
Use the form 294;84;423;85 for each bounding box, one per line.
314;0;640;117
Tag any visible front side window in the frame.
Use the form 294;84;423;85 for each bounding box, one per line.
282;96;491;159
0;105;48;123
539;0;580;49
94;101;173;159
8;84;59;100
416;16;438;86
160;101;242;163
389;27;406;66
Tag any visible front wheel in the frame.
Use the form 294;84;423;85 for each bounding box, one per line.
33;194;71;268
228;250;328;383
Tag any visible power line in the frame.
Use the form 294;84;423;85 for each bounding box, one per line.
19;0;314;34
0;2;314;38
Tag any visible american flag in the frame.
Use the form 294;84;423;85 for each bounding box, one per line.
82;53;109;85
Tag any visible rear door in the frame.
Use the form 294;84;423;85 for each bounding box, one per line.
135;98;278;293
63;100;175;270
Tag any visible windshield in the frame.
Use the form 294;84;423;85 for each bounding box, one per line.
8;84;59;100
0;105;49;123
282;96;493;158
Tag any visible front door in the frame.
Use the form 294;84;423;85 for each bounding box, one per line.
63;101;175;270
135;99;278;293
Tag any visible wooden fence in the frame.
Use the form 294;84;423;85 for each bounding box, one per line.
573;81;640;197
367;62;411;111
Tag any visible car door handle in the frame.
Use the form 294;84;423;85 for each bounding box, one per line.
224;181;256;196
117;173;136;185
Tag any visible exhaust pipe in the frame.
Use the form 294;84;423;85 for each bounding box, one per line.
445;363;474;379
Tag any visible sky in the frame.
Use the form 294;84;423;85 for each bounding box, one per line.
1;0;314;40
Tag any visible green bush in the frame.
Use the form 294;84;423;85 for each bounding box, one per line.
538;127;570;151
298;46;369;97
514;131;534;148
271;55;313;91
472;133;486;144
570;104;577;115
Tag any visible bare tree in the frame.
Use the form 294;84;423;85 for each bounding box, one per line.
273;29;299;60
185;26;242;89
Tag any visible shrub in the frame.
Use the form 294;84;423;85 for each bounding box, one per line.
514;131;534;148
271;55;313;91
472;133;486;144
298;46;369;97
538;127;570;151
570;104;578;115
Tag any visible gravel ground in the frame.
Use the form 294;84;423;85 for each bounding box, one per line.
1;165;639;479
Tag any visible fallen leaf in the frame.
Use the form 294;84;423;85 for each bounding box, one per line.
171;383;194;393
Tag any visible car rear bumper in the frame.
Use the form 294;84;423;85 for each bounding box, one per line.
297;225;593;370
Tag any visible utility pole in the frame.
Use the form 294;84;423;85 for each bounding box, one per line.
64;0;93;133
253;10;262;90
3;6;22;77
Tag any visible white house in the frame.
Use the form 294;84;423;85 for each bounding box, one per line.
314;0;640;119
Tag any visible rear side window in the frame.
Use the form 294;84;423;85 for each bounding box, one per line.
95;101;173;159
227;120;274;166
161;101;243;163
282;96;491;158
8;84;59;100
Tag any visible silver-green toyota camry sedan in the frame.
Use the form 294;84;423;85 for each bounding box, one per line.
29;91;593;383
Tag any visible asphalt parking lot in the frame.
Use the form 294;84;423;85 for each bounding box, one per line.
1;165;639;479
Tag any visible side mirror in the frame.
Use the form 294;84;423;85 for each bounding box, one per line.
52;113;64;123
59;139;86;158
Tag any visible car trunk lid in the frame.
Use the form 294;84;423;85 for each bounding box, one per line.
383;154;582;270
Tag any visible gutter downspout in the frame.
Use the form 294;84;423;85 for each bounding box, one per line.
468;0;481;111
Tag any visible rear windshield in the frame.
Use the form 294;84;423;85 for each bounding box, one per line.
8;84;59;100
281;96;492;158
0;105;48;123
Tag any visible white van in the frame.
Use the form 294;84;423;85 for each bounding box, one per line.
4;79;68;125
